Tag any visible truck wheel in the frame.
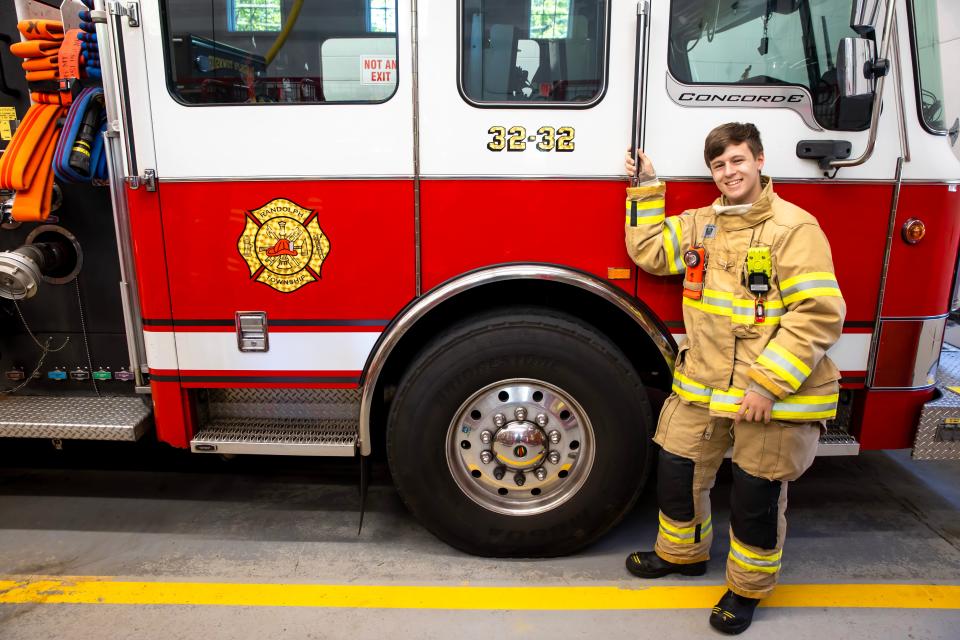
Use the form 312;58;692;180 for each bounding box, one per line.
386;307;654;557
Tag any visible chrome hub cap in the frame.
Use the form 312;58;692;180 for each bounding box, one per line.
446;379;595;516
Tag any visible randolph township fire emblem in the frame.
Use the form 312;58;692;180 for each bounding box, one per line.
237;198;331;293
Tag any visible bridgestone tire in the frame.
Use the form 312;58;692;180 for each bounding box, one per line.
386;307;654;557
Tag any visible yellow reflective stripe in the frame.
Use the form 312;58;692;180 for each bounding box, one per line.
779;271;838;291
710;401;741;413
659;529;694;545
674;372;710;390
757;354;803;390
683;296;732;317
730;538;782;562
672;372;712;403
782;287;843;306
766;342;812;377
771;409;837;420
778;394;840;404
629;198;666;211
662;217;684;274
672;384;709;403
728;553;780;574
658;514;712;536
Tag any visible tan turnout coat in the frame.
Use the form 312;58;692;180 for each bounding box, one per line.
625;177;845;422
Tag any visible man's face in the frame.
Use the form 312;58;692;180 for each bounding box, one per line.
708;142;765;205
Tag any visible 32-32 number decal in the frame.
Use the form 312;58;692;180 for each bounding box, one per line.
487;126;575;152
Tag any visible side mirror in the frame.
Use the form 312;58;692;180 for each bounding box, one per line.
836;37;877;98
850;0;882;37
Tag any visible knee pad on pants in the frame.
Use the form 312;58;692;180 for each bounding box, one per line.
730;463;781;549
657;449;695;521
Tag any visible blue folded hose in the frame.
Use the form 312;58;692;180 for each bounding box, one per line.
53;87;108;183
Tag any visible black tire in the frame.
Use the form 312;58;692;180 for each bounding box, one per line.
386;307;654;557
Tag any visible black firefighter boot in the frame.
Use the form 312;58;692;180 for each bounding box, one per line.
709;589;760;635
625;551;707;578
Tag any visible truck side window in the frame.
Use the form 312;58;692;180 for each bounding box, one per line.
161;0;398;105
459;0;609;106
908;0;950;134
668;0;871;131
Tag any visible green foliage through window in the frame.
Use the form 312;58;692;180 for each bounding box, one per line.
530;0;571;39
368;0;395;33
230;0;281;32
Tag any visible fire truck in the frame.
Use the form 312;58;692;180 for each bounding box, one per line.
1;0;958;556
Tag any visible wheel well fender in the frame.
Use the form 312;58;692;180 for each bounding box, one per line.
359;264;676;455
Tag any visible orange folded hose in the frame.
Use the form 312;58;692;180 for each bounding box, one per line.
10;40;61;58
0;103;66;221
25;69;61;82
21;55;58;72
18;20;64;41
30;92;71;105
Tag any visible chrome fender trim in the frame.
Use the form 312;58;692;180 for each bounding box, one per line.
358;264;675;455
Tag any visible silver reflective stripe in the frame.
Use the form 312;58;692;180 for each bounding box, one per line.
781;279;839;298
760;347;810;386
711;391;743;405
673;377;712;399
730;546;781;568
772;399;838;414
702;293;733;308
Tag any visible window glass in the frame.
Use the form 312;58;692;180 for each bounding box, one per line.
163;0;398;105
368;0;395;33
668;0;871;131
460;0;608;105
229;0;281;32
909;0;948;132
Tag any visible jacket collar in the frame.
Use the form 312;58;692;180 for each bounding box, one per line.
712;176;776;231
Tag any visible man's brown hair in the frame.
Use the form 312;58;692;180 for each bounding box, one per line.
703;122;764;165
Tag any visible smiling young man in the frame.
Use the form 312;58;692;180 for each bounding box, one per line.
622;123;845;634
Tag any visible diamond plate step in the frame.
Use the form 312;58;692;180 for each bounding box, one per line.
0;395;152;441
817;425;860;456
914;344;960;460
191;418;357;456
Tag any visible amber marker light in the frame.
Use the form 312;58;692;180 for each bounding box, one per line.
607;267;631;280
902;218;926;244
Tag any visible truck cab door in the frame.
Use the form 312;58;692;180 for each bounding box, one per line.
120;0;414;387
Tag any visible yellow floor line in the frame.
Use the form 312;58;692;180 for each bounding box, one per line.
0;578;958;610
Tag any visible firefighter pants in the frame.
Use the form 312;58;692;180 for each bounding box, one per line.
651;393;820;599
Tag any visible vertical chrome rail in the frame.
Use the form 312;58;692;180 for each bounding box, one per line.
629;1;651;184
93;0;148;389
866;156;904;387
410;0;422;297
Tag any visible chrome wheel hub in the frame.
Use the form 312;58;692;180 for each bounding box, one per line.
446;379;595;516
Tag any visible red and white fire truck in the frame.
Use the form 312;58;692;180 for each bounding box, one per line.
1;0;958;556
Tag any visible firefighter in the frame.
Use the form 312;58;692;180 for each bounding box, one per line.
622;123;845;634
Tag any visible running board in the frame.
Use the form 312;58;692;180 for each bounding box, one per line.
190;418;357;456
914;343;960;460
0;395;152;441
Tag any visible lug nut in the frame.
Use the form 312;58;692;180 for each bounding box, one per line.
493;414;506;428
493;466;506;481
548;430;561;445
514;472;526;487
536;413;548;427
548;451;561;464
534;467;547;481
515;407;527;421
480;450;493;465
480;430;493;445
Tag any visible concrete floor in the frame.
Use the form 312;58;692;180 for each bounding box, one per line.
0;441;957;639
